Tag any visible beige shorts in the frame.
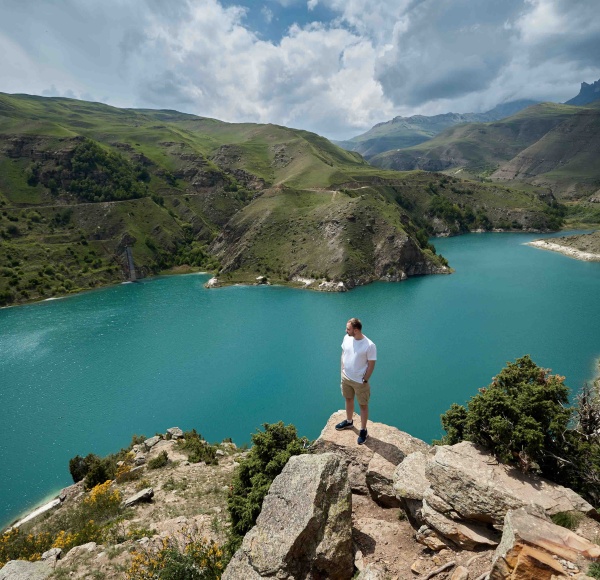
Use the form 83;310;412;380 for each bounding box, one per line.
341;373;371;406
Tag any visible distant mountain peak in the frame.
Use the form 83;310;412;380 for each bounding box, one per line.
565;78;600;106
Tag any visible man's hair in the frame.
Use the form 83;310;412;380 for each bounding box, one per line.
348;317;362;330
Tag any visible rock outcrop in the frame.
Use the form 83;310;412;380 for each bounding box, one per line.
0;560;52;579
123;487;154;507
314;411;430;506
393;441;596;551
223;452;353;580
490;507;600;579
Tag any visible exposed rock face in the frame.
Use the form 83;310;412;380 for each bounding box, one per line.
490;507;600;579
313;411;430;506
166;427;184;439
123;487;154;507
223;452;353;580
393;441;596;551
421;500;499;550
425;442;595;527
0;560;52;579
143;436;161;451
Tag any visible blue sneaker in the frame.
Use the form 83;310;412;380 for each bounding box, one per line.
335;419;354;430
357;429;368;445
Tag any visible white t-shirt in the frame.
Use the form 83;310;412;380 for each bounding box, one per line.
341;334;377;383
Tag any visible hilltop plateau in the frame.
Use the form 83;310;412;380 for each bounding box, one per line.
0;93;562;306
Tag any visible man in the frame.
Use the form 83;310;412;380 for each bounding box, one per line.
336;317;377;445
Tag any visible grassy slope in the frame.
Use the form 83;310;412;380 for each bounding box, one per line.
0;93;560;305
370;103;582;173
369;103;600;206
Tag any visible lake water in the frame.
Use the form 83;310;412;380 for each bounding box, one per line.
1;231;599;528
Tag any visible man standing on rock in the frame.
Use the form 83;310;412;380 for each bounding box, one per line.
336;317;377;445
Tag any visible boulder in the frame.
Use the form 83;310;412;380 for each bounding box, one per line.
41;547;62;563
424;442;595;528
166;427;184;439
392;450;430;501
123;487;154;507
314;411;429;505
143;436;161;451
0;561;52;579
490;507;600;579
223;453;353;580
58;542;100;566
421;500;499;550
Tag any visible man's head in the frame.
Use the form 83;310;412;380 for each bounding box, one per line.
346;317;363;337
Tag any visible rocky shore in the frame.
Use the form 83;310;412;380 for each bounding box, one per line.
527;231;600;262
3;414;600;579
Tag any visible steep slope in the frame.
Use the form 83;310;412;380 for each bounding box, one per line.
492;106;600;199
335;100;537;159
370;103;600;199
0;93;559;306
565;79;600;106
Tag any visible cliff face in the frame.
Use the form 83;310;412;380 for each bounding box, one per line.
565;79;600;106
208;187;448;291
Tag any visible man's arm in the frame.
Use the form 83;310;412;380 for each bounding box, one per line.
341;353;344;373
363;360;376;382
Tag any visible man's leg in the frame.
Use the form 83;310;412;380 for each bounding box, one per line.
359;404;368;430
345;397;355;422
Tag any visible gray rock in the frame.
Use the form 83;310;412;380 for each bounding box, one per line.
167;427;184;439
123;487;154;507
134;453;146;466
0;561;52;579
58;542;100;567
41;547;62;562
421;500;499;550
393;450;430;501
223;453;353;580
314;411;429;503
143;436;161;451
425;442;596;528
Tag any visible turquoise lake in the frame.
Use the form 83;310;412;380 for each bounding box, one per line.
1;231;599;528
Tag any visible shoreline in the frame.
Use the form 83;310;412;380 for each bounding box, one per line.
526;239;600;262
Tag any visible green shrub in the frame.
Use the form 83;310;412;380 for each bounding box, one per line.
589;562;600;579
226;422;308;554
440;355;571;471
177;430;218;465
84;457;115;489
439;356;600;507
127;534;224;579
148;450;169;469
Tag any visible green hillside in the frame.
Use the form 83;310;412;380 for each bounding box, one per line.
335;100;538;159
370;102;600;204
0;93;562;306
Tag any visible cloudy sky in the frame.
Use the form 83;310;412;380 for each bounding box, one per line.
1;0;599;139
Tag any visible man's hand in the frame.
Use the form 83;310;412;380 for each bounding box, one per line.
363;360;376;382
